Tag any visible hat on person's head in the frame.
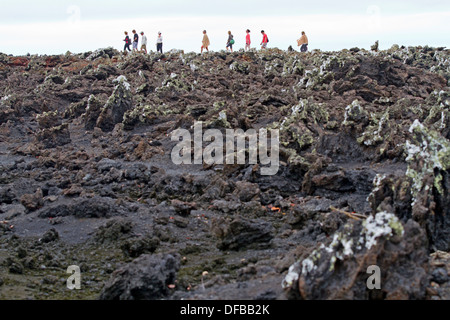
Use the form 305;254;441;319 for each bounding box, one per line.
158;31;161;34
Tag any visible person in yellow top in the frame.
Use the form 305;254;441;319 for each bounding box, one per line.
201;30;210;53
297;31;308;52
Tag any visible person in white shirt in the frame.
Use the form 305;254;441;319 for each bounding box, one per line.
156;32;163;53
140;31;148;54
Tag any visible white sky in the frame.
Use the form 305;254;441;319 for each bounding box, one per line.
0;0;449;55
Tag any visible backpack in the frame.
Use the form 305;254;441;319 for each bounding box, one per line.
230;39;235;45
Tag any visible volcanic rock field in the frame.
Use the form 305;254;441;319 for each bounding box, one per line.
0;45;449;300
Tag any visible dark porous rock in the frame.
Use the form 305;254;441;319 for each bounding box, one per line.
20;188;44;212
170;199;197;216
0;187;16;204
36;123;71;148
99;253;180;300
38;197;118;219
84;95;104;130
431;268;448;285
36;111;61;129
95;218;133;243
86;47;119;61
40;228;59;243
96;158;122;173
211;217;274;251
428;251;450;300
121;235;160;258
233;181;261;202
64;98;88;120
6;257;24;275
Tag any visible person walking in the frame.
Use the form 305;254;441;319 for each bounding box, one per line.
201;30;210;53
140;31;148;54
245;29;251;51
123;31;131;53
260;30;268;49
132;30;139;52
156;32;163;53
297;31;308;52
226;31;234;52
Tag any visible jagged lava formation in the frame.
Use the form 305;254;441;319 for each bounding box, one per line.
0;45;449;300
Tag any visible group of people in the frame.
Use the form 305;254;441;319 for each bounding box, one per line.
123;29;309;54
202;30;272;53
123;30;163;54
202;30;308;53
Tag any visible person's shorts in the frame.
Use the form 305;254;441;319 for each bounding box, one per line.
301;44;308;52
261;42;267;49
133;42;138;49
141;44;147;51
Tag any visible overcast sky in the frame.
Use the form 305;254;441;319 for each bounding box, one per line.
0;0;449;55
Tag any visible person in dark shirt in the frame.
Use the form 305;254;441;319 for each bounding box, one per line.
132;30;139;52
123;31;131;53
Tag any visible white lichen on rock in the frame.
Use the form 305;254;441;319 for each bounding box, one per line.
113;75;131;91
281;262;301;289
405;119;450;203
357;110;389;146
343;99;367;126
283;211;404;288
361;211;404;250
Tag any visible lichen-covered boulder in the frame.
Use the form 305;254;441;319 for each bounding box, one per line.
96;75;133;132
36;111;61;129
405;120;450;251
283;212;429;300
35;123;71;148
